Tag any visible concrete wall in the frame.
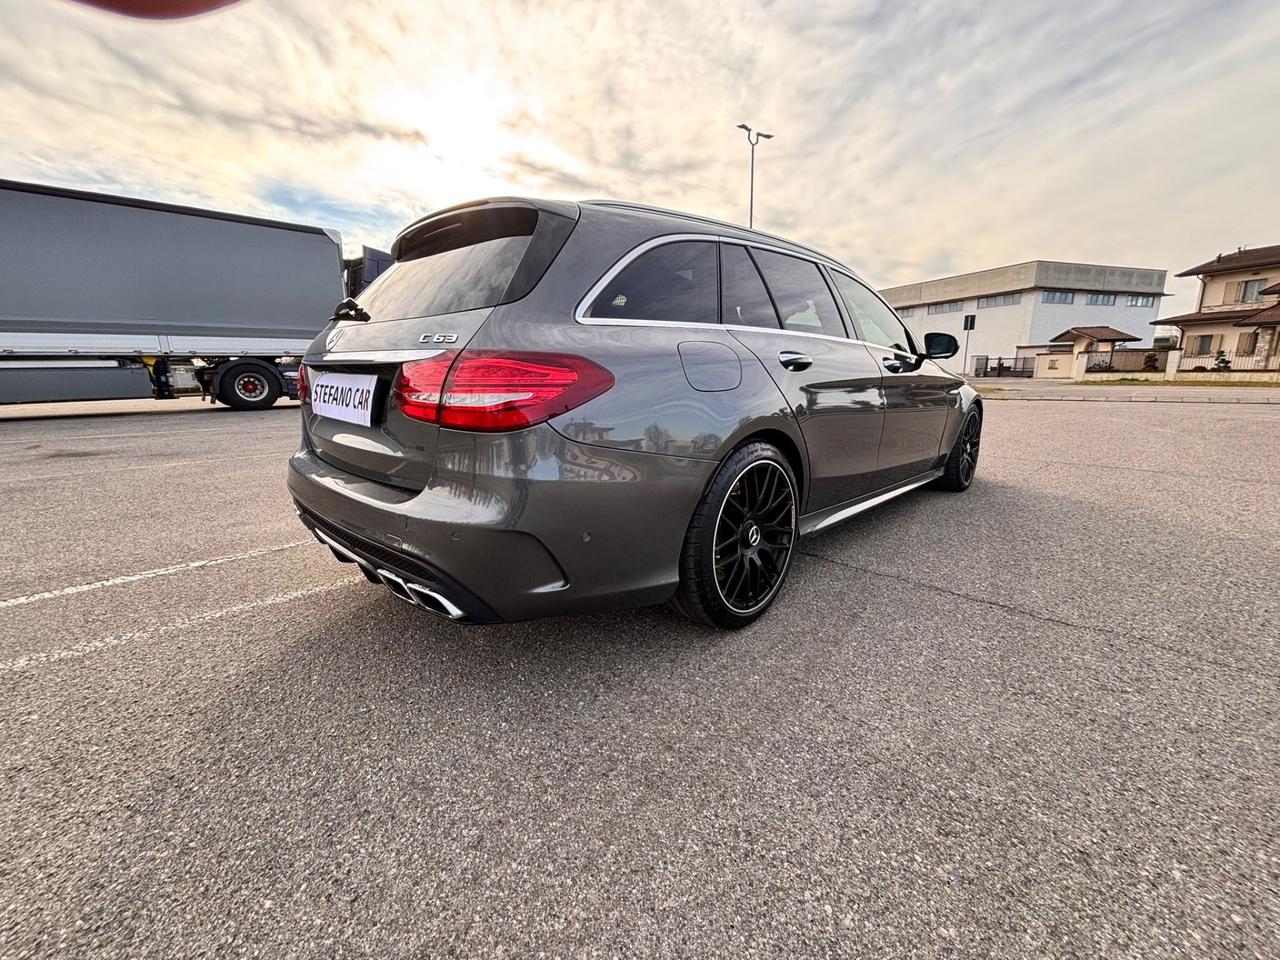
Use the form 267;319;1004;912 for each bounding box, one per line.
1025;294;1159;346
1016;343;1058;360
881;260;1165;308
1033;262;1164;295
1176;370;1280;383
899;298;1033;370
882;262;1039;310
1079;370;1166;382
1033;353;1072;378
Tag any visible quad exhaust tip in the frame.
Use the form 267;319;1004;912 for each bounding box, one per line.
309;525;466;621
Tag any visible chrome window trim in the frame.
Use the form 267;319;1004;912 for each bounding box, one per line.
573;233;906;353
574;233;718;325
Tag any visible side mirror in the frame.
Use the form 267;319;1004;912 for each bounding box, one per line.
924;332;959;360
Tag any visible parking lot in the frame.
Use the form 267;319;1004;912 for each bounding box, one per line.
1;399;1277;958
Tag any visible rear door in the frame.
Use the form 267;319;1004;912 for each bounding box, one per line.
302;203;576;488
723;244;885;511
828;271;958;485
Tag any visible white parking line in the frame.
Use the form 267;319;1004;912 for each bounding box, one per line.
0;540;316;609
0;580;351;676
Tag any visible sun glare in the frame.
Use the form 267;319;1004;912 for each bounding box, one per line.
367;68;525;203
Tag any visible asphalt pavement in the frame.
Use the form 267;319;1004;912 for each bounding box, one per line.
1;400;1277;958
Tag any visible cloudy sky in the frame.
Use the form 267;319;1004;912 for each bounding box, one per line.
1;0;1277;317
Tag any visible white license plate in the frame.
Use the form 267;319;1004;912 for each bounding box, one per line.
309;370;379;427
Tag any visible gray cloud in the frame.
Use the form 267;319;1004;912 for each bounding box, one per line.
0;0;1275;312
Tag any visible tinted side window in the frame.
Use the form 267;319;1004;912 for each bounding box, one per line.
831;272;915;355
586;240;718;323
721;244;779;329
751;249;846;338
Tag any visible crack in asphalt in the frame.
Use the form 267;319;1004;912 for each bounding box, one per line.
798;550;1279;683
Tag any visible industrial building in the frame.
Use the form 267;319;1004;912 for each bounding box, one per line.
880;260;1167;374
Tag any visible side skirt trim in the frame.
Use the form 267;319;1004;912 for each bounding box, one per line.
799;471;942;536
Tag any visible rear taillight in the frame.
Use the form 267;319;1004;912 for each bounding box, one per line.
393;350;613;431
392;352;456;422
297;364;309;403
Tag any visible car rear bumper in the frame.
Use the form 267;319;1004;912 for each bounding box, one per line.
286;426;714;622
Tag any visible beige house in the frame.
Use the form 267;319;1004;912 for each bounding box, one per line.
1156;244;1280;369
1020;326;1142;378
1048;325;1140;355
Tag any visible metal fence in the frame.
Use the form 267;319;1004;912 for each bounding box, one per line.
1083;349;1168;373
971;356;1035;378
1178;349;1277;372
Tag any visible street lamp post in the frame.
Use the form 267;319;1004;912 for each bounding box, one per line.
736;123;773;228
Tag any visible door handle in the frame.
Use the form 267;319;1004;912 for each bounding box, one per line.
882;356;905;374
778;351;813;371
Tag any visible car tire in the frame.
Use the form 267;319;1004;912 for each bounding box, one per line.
222;364;281;411
670;441;799;629
937;409;981;491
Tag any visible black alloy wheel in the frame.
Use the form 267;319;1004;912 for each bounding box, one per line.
670;441;798;628
938;410;982;491
714;460;795;615
958;413;981;485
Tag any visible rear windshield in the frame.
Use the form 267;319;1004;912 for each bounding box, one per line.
358;207;573;320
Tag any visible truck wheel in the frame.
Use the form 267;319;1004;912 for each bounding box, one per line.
222;364;281;411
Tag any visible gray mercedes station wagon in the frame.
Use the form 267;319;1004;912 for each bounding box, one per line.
288;199;981;628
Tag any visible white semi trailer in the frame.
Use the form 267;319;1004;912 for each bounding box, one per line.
0;179;382;410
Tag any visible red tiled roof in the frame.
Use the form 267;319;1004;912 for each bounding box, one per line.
1148;308;1261;326
1049;325;1140;343
1261;281;1280;296
1176;244;1280;277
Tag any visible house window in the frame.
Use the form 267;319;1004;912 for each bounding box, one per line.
1190;334;1213;355
1241;278;1270;301
977;293;1021;308
898;307;914;318
1126;295;1156;307
1047;359;1059;370
1086;293;1116;306
927;300;964;314
1238;331;1259;356
1042;291;1074;304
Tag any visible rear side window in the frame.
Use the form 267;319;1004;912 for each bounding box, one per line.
586;240;718;323
721;244;779;328
830;272;915;355
751;249;846;338
359;207;574;320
